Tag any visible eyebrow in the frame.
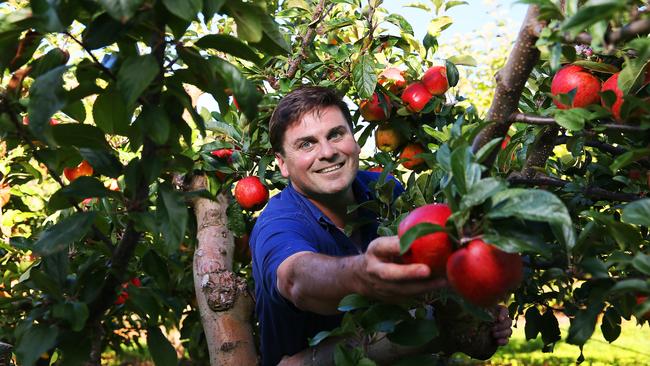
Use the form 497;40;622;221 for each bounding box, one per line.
290;125;348;148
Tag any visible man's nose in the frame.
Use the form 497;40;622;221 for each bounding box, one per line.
319;140;337;160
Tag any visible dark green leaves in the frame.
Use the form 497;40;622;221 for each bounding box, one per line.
621;199;650;227
49;176;113;210
117;54;160;107
156;184;188;253
338;294;372;312
387;318;438;347
601;307;621;343
195;34;261;63
93;87;131;135
15;324;59;366
460;177;506;210
211;58;260;120
147;326;178;366
353;54;377;99
99;0;144;22
445;60;459;88
398;223;445;255
52;124;110;149
27;65;67;144
163;0;202;21
32;212;97;256
567;302;604;346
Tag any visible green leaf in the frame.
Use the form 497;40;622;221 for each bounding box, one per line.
460;178;506;209
554;108;591;131
398;222;445;255
249;13;291;56
142;250;171;290
93;87;130;135
608;278;650;295
540;309;561;346
82;13;124;50
228;2;264;42
567;302;604;346
427;16;452;36
524;306;542;340
445;60;459;87
622;199;650;226
359;303;409;333
618;59;650;95
334;343;362;366
447;55;476;67
52;123;110;149
15;324;59;366
632;252;650;276
387;318;438;347
338;293;371;312
117;54;160;107
30;48;69;78
572;60;618;74
147;326;178;366
450;145;480;195
156;184;188;253
309;330;332;347
162;0;201;21
210;58;260;121
137;105;170;145
49;176;112;210
28;65;68;145
52;301;89;332
33;212;97;256
561;2;624;35
384;13;413;35
353;54;377;100
79;148;123;178
195;34;261;63
601;307;621;343
445;0;468;11
610;148;650;174
482;230;550;257
99;0;144;22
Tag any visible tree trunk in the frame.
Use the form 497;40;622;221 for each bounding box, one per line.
191;176;258;365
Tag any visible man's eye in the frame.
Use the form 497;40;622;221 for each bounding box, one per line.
299;141;313;150
330;130;343;139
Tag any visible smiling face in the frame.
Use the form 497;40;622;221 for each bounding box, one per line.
276;105;360;200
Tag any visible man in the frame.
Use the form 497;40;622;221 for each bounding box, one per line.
250;86;512;365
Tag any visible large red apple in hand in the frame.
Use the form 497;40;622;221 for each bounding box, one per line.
447;239;523;307
360;92;391;121
422;66;449;96
235;176;269;211
401;82;433;113
63;160;94;182
398;203;453;277
551;65;601;110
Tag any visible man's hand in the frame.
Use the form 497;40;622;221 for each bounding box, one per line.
355;235;447;301
491;305;513;346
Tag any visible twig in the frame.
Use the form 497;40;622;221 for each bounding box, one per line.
510;113;649;132
570;19;650;46
64;31;117;81
285;0;331;79
507;173;642;201
555;135;627;156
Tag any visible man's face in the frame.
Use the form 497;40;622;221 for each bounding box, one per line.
276;106;360;199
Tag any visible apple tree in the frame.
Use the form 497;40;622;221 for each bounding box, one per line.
0;0;649;365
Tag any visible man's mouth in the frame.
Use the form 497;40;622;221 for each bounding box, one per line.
317;163;344;174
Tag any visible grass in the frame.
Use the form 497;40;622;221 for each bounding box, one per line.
451;317;650;366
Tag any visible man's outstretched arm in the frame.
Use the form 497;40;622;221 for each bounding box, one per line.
276;235;447;314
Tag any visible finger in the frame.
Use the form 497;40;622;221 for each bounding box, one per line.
496;337;509;346
367;236;401;257
493;328;512;340
367;260;431;280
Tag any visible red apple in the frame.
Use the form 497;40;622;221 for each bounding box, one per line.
551;65;601;110
211;148;234;163
375;124;404;152
114;277;142;305
446;239;523;307
360;92;391;121
422;66;449;96
398;203;453;277
234;176;269;211
379;67;407;93
501;135;511;150
22;116;58;125
400;143;427;171
63;160;93;182
367;166;383;173
601;71;650;122
401;82;433;113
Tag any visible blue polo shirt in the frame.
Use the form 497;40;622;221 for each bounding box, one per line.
250;171;404;366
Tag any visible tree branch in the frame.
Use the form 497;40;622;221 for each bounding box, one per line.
472;5;542;166
521;126;559;179
571;18;650;46
285;0;330;79
510;112;649;132
507;173;643;201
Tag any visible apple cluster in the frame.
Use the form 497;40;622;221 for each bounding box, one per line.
397;203;523;308
362;66;452;173
551;64;650;122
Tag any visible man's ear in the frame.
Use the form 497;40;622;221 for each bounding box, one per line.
276;153;290;178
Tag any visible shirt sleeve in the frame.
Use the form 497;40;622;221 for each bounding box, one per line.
253;215;319;307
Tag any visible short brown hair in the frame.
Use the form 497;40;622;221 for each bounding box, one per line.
269;86;353;154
